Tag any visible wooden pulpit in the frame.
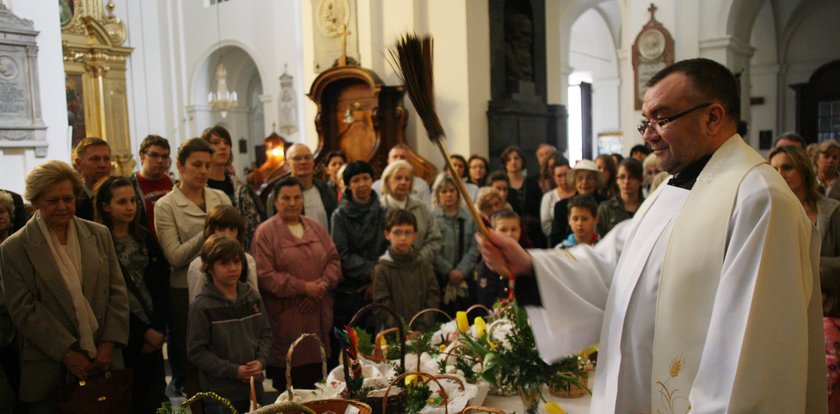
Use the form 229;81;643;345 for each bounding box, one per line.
307;64;437;184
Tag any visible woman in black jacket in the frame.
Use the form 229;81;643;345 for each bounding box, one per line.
94;176;170;413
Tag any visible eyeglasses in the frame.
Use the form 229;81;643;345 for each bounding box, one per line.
636;103;712;135
389;229;415;237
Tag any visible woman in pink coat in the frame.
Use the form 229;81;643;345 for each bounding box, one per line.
252;176;340;390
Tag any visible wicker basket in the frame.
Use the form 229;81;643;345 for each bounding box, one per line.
179;392;239;413
283;333;328;401
249;401;317;414
342;303;407;414
282;333;372;414
548;373;589;398
460;407;505;414
381;372;452;414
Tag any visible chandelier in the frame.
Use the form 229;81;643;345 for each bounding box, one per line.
208;63;237;118
207;2;237;118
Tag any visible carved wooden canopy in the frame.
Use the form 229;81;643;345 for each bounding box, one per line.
307;63;437;184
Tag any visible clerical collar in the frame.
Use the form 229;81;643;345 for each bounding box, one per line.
667;154;713;190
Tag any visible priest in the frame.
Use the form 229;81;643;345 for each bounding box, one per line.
477;58;826;413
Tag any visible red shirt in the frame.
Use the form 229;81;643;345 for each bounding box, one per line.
135;172;173;235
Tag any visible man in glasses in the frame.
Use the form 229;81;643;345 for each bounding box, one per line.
478;58;825;413
130;134;173;235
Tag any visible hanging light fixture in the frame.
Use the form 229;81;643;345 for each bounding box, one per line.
207;2;237;117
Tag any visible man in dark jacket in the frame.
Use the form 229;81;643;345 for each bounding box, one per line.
330;161;388;341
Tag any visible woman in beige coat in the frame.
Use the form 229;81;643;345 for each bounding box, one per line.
0;161;128;412
154;138;230;394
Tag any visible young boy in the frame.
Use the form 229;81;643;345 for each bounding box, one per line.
187;236;272;414
558;195;600;249
475;210;523;308
186;205;259;303
372;209;440;331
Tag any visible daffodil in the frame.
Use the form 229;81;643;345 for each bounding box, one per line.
545;401;566;414
439;344;447;352
405;374;420;386
456;311;469;333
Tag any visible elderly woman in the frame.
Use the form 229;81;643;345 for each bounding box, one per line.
770;146;840;268
379;160;443;263
549;159;606;247
0;191;13;244
0;161;128;412
155;138;231;394
815;140;840;201
597;158;645;236
253;176;340;390
475;187;507;228
431;174;480;315
539;158;575;236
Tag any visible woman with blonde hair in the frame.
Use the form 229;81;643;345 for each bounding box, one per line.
0;161;128;412
770;145;840;268
431;174;479;315
379;159;442;263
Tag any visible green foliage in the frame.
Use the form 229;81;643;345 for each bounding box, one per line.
459;300;588;400
404;381;433;414
354;327;374;355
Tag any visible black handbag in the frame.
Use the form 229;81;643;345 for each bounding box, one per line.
56;368;133;414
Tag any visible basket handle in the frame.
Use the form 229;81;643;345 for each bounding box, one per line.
373;326;400;360
440;340;483;370
284;333;328;401
182;392;238;413
460;406;505;414
433;374;466;391
343;303;406;389
407;308;453;367
465;304;493;316
382;371;450;414
249;401;317;414
408;307;452;330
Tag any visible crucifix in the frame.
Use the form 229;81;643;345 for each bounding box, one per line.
338;23;351;66
648;3;657;20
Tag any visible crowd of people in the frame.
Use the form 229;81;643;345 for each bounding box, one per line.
0;112;839;412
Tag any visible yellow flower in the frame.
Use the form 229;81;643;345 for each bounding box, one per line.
474;317;487;338
439;344;447;352
545;402;566;414
456;311;469;333
405;374;420;386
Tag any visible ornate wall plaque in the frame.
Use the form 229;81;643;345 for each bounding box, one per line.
277;64;298;135
0;4;47;152
311;0;359;72
632;4;674;109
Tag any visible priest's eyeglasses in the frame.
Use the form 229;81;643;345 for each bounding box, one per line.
636;103;712;135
